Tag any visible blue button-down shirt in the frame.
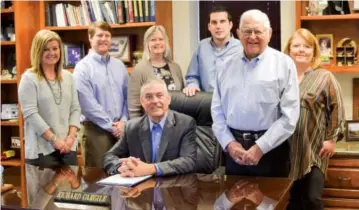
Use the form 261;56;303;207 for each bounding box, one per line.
149;112;168;176
73;50;129;132
211;47;300;154
185;37;242;92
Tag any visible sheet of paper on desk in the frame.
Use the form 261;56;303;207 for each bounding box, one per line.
96;174;152;187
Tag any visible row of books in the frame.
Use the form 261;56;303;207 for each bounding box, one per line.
45;0;156;27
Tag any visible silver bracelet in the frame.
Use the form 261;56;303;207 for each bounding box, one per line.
50;134;57;145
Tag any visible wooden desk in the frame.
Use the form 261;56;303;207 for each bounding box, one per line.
322;147;359;209
1;164;292;210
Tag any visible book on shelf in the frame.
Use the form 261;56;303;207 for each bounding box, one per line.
127;0;134;23
133;0;139;22
144;0;150;22
149;0;155;21
138;0;144;22
44;0;156;27
116;1;125;24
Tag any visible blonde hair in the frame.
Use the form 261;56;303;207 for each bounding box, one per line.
30;29;64;80
284;28;322;70
142;25;172;62
88;21;112;38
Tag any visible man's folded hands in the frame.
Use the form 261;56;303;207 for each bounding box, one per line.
118;157;156;177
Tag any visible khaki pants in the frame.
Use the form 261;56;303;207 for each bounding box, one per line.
81;122;117;168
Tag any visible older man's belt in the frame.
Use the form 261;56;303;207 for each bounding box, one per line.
229;128;266;141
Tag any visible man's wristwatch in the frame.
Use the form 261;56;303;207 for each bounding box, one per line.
50;134;58;145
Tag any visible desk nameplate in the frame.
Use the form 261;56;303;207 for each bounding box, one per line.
54;191;110;207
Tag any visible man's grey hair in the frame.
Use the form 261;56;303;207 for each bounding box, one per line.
239;9;271;29
140;79;168;97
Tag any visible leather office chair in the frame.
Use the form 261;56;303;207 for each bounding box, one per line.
169;91;223;174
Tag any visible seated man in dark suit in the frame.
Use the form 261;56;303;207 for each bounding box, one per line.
103;79;197;177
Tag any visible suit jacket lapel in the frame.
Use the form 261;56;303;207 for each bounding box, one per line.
157;111;175;162
140;117;151;163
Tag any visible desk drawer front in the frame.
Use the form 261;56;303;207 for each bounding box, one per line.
323;188;359;199
329;158;359;168
325;168;359;189
323;198;359;208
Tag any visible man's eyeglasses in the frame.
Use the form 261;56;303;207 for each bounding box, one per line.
241;29;267;37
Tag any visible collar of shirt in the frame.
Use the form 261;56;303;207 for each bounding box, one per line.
148;111;168;130
241;46;270;65
209;36;235;51
304;67;314;74
88;49;111;64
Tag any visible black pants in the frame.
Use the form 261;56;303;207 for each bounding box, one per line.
225;129;290;177
26;150;77;167
287;166;324;210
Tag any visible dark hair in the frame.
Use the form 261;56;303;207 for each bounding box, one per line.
208;5;232;22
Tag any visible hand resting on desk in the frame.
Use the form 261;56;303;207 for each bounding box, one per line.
118;157;156;177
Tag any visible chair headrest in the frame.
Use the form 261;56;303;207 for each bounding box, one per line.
169;91;213;126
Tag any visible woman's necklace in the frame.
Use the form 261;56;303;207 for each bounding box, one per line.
45;79;62;105
151;57;166;68
42;68;62;105
152;61;166;68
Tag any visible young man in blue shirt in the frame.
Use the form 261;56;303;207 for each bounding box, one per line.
183;5;242;96
73;21;129;168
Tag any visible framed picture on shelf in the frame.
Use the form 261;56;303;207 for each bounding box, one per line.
109;35;131;63
346;120;359;141
1;104;18;120
354;0;359;10
11;137;20;149
316;34;334;58
63;43;85;68
354;78;359;120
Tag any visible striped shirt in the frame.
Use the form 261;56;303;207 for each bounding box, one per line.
290;69;345;180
